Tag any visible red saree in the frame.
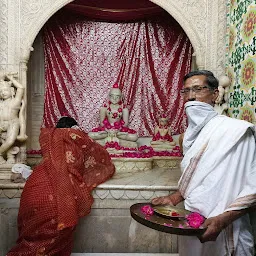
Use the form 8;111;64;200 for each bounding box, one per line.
7;128;115;255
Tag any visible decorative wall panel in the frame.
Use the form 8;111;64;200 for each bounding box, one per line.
227;1;256;124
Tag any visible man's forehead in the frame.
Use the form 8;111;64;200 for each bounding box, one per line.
184;75;206;87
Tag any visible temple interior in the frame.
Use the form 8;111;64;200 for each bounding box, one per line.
0;0;255;255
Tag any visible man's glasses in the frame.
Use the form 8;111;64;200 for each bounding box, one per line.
180;85;210;95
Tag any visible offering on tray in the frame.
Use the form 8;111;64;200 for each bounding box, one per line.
153;205;190;219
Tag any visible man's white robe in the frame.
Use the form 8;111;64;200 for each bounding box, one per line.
178;101;256;256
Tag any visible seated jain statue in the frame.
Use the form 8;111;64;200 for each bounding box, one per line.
89;84;138;148
0;75;27;164
151;114;176;152
214;76;230;115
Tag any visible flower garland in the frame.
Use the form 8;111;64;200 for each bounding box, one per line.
27;145;182;158
109;145;182;158
91;98;137;134
107;100;123;121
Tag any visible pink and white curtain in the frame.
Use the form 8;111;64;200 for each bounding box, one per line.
43;10;192;136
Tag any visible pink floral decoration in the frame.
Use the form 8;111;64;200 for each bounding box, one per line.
141;205;154;216
103;119;109;125
120;127;128;132
113;83;119;88
186;212;205;228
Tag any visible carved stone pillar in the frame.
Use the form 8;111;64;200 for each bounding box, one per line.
0;0;8;75
17;59;29;164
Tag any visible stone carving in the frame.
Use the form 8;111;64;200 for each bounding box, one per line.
17;0;227;73
176;0;207;36
151;0;207;68
20;0;73;60
0;74;27;164
152;157;181;169
214;75;231;115
151;114;176;152
92;189;172;200
0;187;23;199
112;158;153;173
89;84;138;148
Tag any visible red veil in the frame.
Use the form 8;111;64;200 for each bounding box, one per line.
8;128;115;255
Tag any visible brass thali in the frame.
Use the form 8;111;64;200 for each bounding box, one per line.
130;203;206;236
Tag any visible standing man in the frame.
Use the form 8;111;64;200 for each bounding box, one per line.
152;70;256;255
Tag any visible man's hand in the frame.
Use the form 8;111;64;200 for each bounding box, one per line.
151;190;184;206
151;195;174;206
199;216;226;242
199;208;249;243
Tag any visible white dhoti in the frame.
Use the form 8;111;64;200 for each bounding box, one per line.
178;102;256;256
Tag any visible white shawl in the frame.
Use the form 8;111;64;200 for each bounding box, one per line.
178;101;256;256
179;101;256;217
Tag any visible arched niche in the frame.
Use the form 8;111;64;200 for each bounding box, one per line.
25;1;198;149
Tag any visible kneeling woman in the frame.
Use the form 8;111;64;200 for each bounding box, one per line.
7;117;115;255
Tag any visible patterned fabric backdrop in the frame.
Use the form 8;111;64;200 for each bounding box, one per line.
43;11;192;136
227;0;256;124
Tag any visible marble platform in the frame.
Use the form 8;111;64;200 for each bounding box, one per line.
0;167;181;256
24;154;182;175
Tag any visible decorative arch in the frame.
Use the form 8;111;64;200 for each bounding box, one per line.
21;0;74;61
20;0;204;66
150;0;205;68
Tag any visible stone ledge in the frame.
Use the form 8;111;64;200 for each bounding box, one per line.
0;168;180;199
0;187;177;200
